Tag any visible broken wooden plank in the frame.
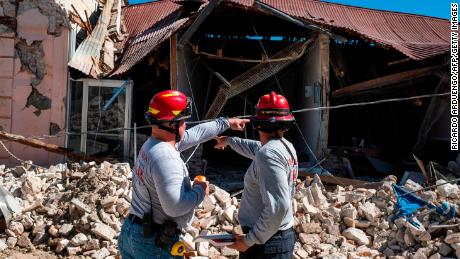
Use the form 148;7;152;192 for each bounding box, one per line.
332;64;444;98
412;78;448;153
84;10;93;34
330;44;350;88
178;0;224;47
328;146;382;158
298;170;381;189
205;39;313;119
0;131;107;163
68;12;89;33
71;4;91;33
319;33;330;158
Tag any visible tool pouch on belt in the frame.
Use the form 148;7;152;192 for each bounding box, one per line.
155;220;178;249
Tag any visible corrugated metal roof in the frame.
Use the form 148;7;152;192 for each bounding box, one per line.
251;0;449;60
112;16;188;76
111;1;185;76
122;1;182;41
115;0;449;75
68;0;114;77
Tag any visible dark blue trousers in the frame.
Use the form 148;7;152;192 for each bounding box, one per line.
239;227;295;259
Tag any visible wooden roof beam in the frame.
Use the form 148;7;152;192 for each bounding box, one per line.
332;64;445;98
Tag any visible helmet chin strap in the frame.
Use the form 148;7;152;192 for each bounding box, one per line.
156;122;181;142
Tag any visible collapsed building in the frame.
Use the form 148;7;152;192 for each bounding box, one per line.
0;0;454;182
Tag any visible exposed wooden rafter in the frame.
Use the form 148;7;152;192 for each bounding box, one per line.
178;0;224;48
332;64;445;98
0;131;107;163
204;38;314;119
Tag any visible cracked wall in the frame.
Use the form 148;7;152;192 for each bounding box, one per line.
0;0;69;166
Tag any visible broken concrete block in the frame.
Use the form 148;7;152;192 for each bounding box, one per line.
342;228;369;246
358;202;381;223
198;216;216;229
101;196;118;208
91;223;116;241
21;175;43;194
223;205;236;224
16;233;32;248
58;224;73;236
6;237;17;248
182;232;195;250
91;247;110;259
8;221;24;236
197;240;209;256
311;183;329;208
221;246;238;256
71;198;92;213
213;186;231;204
300;222;322;234
0;239;7;251
436;179;459;199
404;231;416;247
298;233;320;246
70;233;88;246
445;233;460;244
340;203;357;219
48;225;59;237
66;246;82;256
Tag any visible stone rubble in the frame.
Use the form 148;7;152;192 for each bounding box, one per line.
0;161;459;258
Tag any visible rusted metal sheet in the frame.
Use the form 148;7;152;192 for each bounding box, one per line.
332;64;445;97
110;1;187;76
68;0;114;77
122;1;182;43
111;17;188;76
231;0;449;60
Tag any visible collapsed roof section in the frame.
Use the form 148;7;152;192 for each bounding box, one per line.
67;0;128;78
111;1;188;76
108;0;449;77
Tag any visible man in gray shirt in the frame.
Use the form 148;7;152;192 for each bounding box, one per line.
215;92;298;259
118;90;248;258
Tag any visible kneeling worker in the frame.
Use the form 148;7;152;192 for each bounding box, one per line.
118;90;249;258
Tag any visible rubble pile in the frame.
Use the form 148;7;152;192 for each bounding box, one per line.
190;176;460;259
0;161;460;259
0;161;131;258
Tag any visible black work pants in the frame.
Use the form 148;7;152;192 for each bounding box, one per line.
239;227;295;259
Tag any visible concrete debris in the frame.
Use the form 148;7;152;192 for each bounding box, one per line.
0;161;460;258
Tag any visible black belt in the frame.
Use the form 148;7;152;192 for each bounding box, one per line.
242;226;293;236
128;214;144;225
128;214;181;234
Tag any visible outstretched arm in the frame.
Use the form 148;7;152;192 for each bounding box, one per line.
177;118;229;152
177;118;249;152
222;137;261;160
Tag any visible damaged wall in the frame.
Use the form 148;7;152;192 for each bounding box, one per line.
0;0;69;166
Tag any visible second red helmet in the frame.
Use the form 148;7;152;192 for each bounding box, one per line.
252;91;295;124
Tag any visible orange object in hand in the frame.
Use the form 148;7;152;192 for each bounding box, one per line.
194;175;206;182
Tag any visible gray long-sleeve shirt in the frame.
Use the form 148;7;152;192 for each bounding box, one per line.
226;137;298;247
129;118;230;229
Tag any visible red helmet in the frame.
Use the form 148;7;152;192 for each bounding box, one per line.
145;90;191;123
252;91;295;124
